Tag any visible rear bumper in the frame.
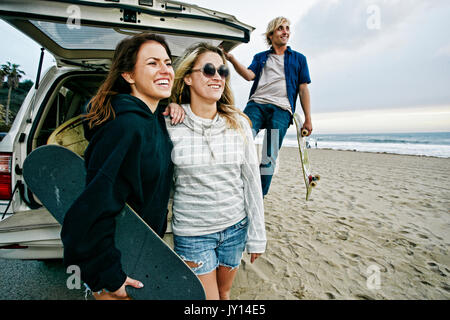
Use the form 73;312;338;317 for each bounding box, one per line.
0;246;63;260
0;208;62;260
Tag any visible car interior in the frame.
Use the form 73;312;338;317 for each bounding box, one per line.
31;74;106;150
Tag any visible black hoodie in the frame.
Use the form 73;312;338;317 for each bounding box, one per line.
61;94;174;292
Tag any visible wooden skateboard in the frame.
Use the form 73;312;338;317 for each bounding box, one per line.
22;144;205;300
293;113;320;201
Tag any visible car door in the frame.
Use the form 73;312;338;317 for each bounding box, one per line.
0;0;254;260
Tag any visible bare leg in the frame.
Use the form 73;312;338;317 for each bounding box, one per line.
216;265;239;300
183;260;220;300
197;269;220;300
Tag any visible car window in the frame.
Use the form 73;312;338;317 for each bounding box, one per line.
30;20;222;57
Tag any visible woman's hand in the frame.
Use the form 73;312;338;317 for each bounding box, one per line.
250;253;262;264
111;276;144;299
163;103;185;125
93;276;143;300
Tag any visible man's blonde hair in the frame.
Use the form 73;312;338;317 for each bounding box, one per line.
265;16;291;46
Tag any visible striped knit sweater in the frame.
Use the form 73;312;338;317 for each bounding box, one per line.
165;104;266;253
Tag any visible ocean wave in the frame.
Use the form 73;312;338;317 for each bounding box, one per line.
280;140;450;158
258;132;450;158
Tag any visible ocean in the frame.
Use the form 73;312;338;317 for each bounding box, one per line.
256;131;450;158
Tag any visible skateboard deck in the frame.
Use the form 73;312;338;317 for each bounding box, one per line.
47;115;89;157
22;144;205;300
293;113;320;201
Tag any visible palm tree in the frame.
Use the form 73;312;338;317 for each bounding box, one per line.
0;65;7;88
1;62;25;125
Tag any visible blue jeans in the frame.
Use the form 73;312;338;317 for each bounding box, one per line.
244;101;291;196
173;217;249;275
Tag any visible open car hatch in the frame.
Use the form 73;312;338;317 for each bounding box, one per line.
0;0;254;66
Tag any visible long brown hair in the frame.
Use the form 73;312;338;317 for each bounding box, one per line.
170;42;251;131
85;33;172;128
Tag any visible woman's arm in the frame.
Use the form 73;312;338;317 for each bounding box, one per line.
61;120;142;293
240;118;267;260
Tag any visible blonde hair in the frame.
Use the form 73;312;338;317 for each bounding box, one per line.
265;16;291;46
170;42;251;132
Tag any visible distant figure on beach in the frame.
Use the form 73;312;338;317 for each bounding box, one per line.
167;43;266;300
222;16;313;196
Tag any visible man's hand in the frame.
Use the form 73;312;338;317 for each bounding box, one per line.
163;103;185;125
219;45;233;61
302;119;313;136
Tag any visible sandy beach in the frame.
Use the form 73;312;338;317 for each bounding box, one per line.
229;147;450;300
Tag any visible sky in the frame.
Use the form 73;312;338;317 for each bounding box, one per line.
0;0;449;134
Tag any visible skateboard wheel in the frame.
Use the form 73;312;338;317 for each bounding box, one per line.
311;181;317;188
314;175;321;181
301;129;309;137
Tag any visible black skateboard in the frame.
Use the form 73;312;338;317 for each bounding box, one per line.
22;144;205;300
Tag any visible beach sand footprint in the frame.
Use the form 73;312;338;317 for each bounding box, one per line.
427;262;447;278
233;148;450;299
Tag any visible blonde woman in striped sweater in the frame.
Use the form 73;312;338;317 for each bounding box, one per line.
166;43;266;300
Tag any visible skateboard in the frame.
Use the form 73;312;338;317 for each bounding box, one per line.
293;113;320;201
22;144;205;300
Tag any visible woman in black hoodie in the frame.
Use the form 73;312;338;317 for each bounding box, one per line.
61;33;180;300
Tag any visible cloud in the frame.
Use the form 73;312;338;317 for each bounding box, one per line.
0;21;56;81
289;0;450;113
435;43;450;57
302;105;450;134
292;0;443;57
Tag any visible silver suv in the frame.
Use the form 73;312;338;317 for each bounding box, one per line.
0;0;253;260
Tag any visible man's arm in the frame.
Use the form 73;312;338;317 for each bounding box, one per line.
222;51;256;81
299;83;313;135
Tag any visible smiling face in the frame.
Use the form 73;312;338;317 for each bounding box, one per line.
183;51;226;107
269;21;290;48
122;40;174;110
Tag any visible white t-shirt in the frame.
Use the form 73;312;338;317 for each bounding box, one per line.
249;54;292;112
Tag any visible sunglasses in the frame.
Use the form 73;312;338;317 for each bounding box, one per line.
191;63;230;79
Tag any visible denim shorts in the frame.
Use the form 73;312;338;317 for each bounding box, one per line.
173;216;249;275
